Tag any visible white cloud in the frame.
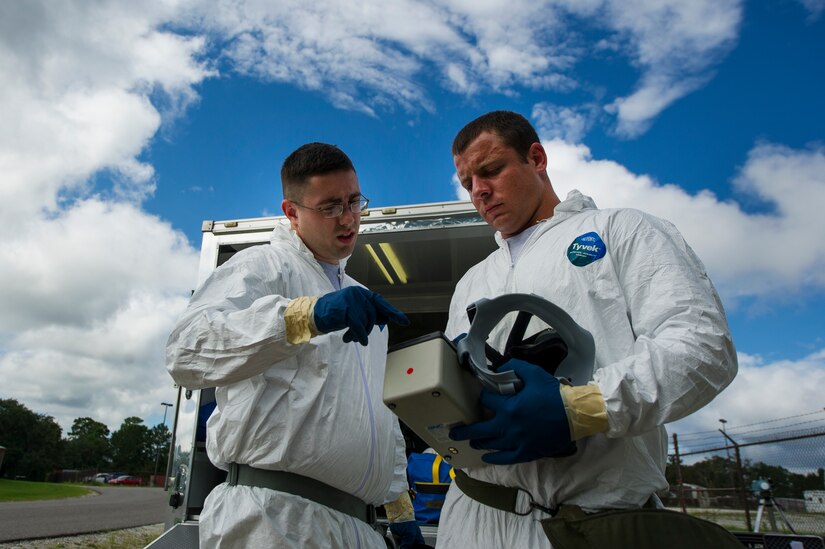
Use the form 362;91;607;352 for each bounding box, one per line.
188;0;584;106
177;0;742;134
605;75;706;137
544;139;825;300
0;200;199;431
196;0;465;114
603;0;741;136
677;349;825;432
0;200;196;332
0;291;192;431
666;349;825;471
532;102;599;143
452;173;471;202
434;0;584;92
797;0;825;21
0;0;206;431
0;0;213;223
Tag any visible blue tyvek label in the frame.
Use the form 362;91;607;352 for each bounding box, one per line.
567;232;606;267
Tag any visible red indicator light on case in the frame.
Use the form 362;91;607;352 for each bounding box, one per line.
406;368;414;375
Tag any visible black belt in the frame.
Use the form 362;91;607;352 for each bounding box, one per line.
453;469;558;516
227;463;375;524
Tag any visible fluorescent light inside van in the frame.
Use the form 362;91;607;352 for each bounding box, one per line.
365;244;394;284
379;243;408;284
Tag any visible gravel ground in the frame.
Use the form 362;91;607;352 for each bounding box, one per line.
0;523;164;549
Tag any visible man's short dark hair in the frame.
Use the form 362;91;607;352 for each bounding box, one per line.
281;143;355;201
452;110;540;160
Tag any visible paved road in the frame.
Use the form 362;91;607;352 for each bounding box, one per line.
0;486;168;542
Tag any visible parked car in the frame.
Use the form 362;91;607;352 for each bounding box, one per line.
108;475;142;486
91;473;111;483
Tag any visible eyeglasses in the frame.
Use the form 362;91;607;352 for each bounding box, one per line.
292;195;370;218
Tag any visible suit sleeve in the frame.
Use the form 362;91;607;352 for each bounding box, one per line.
166;249;303;389
594;211;738;437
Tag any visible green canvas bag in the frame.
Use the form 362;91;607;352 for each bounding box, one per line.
541;505;744;549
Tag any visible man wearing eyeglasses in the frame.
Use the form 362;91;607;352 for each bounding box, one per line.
167;143;426;548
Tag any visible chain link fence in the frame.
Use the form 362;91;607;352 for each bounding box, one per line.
665;428;825;538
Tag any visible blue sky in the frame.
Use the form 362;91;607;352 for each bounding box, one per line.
1;0;823;461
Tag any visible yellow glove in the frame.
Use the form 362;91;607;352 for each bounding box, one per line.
560;384;609;440
284;296;320;344
384;490;415;523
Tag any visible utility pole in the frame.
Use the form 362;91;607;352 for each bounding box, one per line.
720;429;752;531
719;418;730;460
152;402;174;486
672;433;687;513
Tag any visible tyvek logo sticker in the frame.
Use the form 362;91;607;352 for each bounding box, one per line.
567;232;606;267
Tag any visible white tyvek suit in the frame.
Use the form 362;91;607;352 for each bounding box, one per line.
438;191;737;548
167;222;407;548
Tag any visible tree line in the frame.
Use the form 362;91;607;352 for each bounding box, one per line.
0;398;171;482
667;455;824;499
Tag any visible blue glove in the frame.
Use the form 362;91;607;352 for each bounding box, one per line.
389;521;427;549
314;286;409;346
449;358;574;465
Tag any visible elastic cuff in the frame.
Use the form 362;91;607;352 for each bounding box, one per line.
384;490;415;523
560;384;609;440
284;296;320;344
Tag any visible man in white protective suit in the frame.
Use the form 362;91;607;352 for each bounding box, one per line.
167;143;427;548
438;111;740;548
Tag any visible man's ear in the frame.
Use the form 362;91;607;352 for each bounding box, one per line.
527;142;548;172
282;199;299;227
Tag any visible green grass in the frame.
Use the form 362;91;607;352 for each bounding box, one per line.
0;524;165;548
42;525;164;548
0;479;93;502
